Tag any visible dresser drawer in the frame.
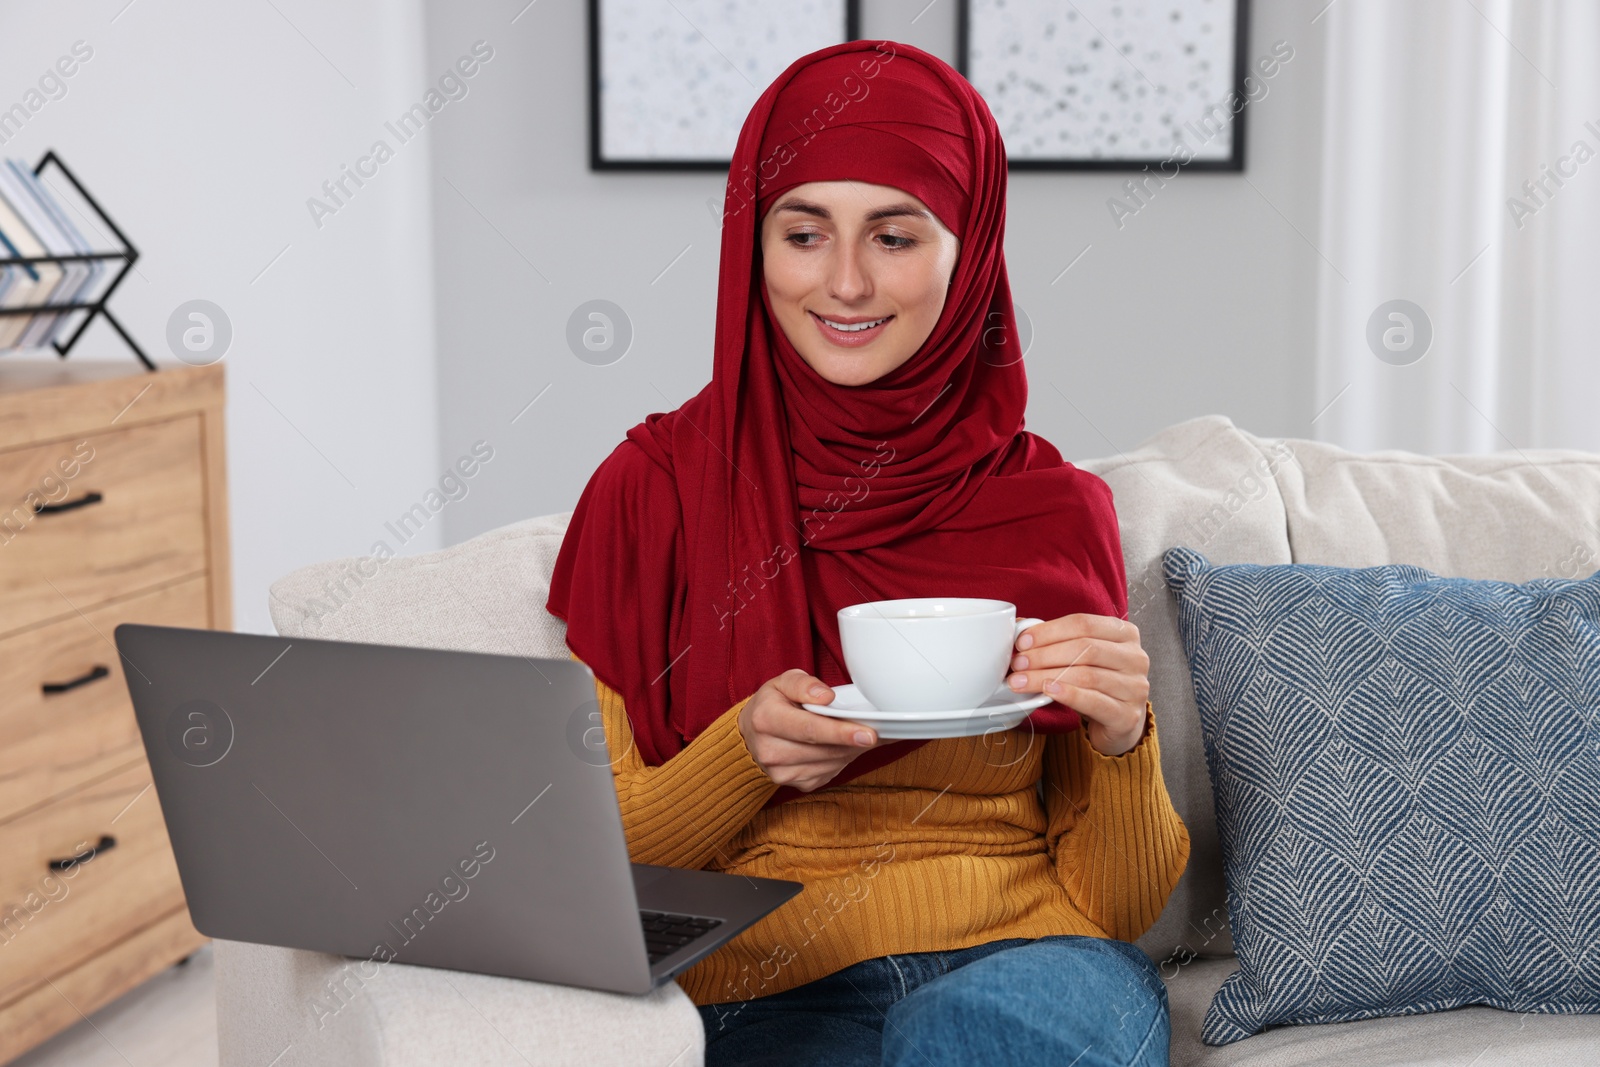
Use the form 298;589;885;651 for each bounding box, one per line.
0;763;188;1008
0;575;211;825
0;416;209;638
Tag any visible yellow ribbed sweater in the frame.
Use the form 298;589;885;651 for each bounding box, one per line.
574;654;1190;1007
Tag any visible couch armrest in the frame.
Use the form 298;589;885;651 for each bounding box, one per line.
215;940;705;1066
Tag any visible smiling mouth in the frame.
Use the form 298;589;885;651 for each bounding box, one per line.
816;314;891;332
810;311;894;346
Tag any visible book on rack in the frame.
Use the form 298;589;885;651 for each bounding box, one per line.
0;158;104;352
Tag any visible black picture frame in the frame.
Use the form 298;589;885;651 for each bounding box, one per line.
956;0;1251;172
590;0;862;171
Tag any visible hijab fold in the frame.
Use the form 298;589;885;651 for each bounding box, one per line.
547;40;1127;806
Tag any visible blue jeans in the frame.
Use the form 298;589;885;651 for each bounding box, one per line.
697;934;1170;1067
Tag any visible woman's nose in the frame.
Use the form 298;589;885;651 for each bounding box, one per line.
828;241;871;300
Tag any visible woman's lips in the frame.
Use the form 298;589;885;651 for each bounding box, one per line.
810;311;893;347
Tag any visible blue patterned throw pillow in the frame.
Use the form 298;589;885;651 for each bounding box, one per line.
1163;546;1600;1045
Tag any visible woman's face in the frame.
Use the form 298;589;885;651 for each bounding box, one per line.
760;181;960;387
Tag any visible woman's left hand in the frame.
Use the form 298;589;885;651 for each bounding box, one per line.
1006;614;1151;757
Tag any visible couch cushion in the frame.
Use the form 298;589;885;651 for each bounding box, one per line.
1164;956;1600;1065
1079;416;1297;961
1164;546;1600;1045
268;512;575;657
1266;435;1600;581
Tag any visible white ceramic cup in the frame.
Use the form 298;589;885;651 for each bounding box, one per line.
837;598;1045;713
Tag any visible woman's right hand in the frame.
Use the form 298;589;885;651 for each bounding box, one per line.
738;669;887;793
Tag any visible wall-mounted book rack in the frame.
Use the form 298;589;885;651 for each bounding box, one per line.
0;151;152;371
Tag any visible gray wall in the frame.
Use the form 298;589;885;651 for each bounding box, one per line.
426;0;1328;546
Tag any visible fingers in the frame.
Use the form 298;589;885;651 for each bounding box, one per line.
743;670;887;793
758;738;865;767
776;667;835;706
745;720;876;792
757;696;877;748
1014;613;1139;651
1004;675;1145;742
1006;664;1149;705
764;669;874;745
1010;636;1148;679
1060;684;1148;745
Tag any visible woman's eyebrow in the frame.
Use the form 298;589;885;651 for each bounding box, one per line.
774;198;931;223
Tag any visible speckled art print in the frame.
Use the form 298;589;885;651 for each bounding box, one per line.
959;0;1249;170
591;0;858;168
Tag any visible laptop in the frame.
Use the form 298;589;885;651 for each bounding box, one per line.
113;623;802;995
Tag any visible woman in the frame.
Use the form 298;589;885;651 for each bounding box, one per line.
547;38;1189;1067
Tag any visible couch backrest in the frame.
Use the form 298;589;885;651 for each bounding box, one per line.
1268;434;1600;580
268;415;1600;966
267;512;575;657
1077;416;1295;961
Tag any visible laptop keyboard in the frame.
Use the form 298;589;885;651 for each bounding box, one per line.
640;910;724;964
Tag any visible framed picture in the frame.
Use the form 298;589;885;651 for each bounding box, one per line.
590;0;862;170
957;0;1251;171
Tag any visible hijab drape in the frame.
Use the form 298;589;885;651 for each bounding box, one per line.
547;39;1127;806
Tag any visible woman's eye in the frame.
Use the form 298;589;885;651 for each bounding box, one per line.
784;232;916;250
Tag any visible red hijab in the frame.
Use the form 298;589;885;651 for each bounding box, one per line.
547;39;1127;806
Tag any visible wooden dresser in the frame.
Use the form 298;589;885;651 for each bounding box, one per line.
0;361;227;1062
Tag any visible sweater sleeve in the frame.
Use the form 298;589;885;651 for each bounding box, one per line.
1042;701;1191;944
572;653;779;869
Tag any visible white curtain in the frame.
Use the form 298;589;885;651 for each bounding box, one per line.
1314;0;1600;454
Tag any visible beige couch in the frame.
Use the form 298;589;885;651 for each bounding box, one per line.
216;415;1600;1065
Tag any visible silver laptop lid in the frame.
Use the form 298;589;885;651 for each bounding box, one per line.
114;623;656;993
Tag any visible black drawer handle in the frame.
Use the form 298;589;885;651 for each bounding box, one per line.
33;491;103;515
48;834;116;871
42;664;110;695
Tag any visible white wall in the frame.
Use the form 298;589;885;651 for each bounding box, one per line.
3;0;1333;621
424;0;1329;545
1;0;441;634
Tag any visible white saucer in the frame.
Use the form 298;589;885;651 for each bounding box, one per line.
802;683;1052;739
